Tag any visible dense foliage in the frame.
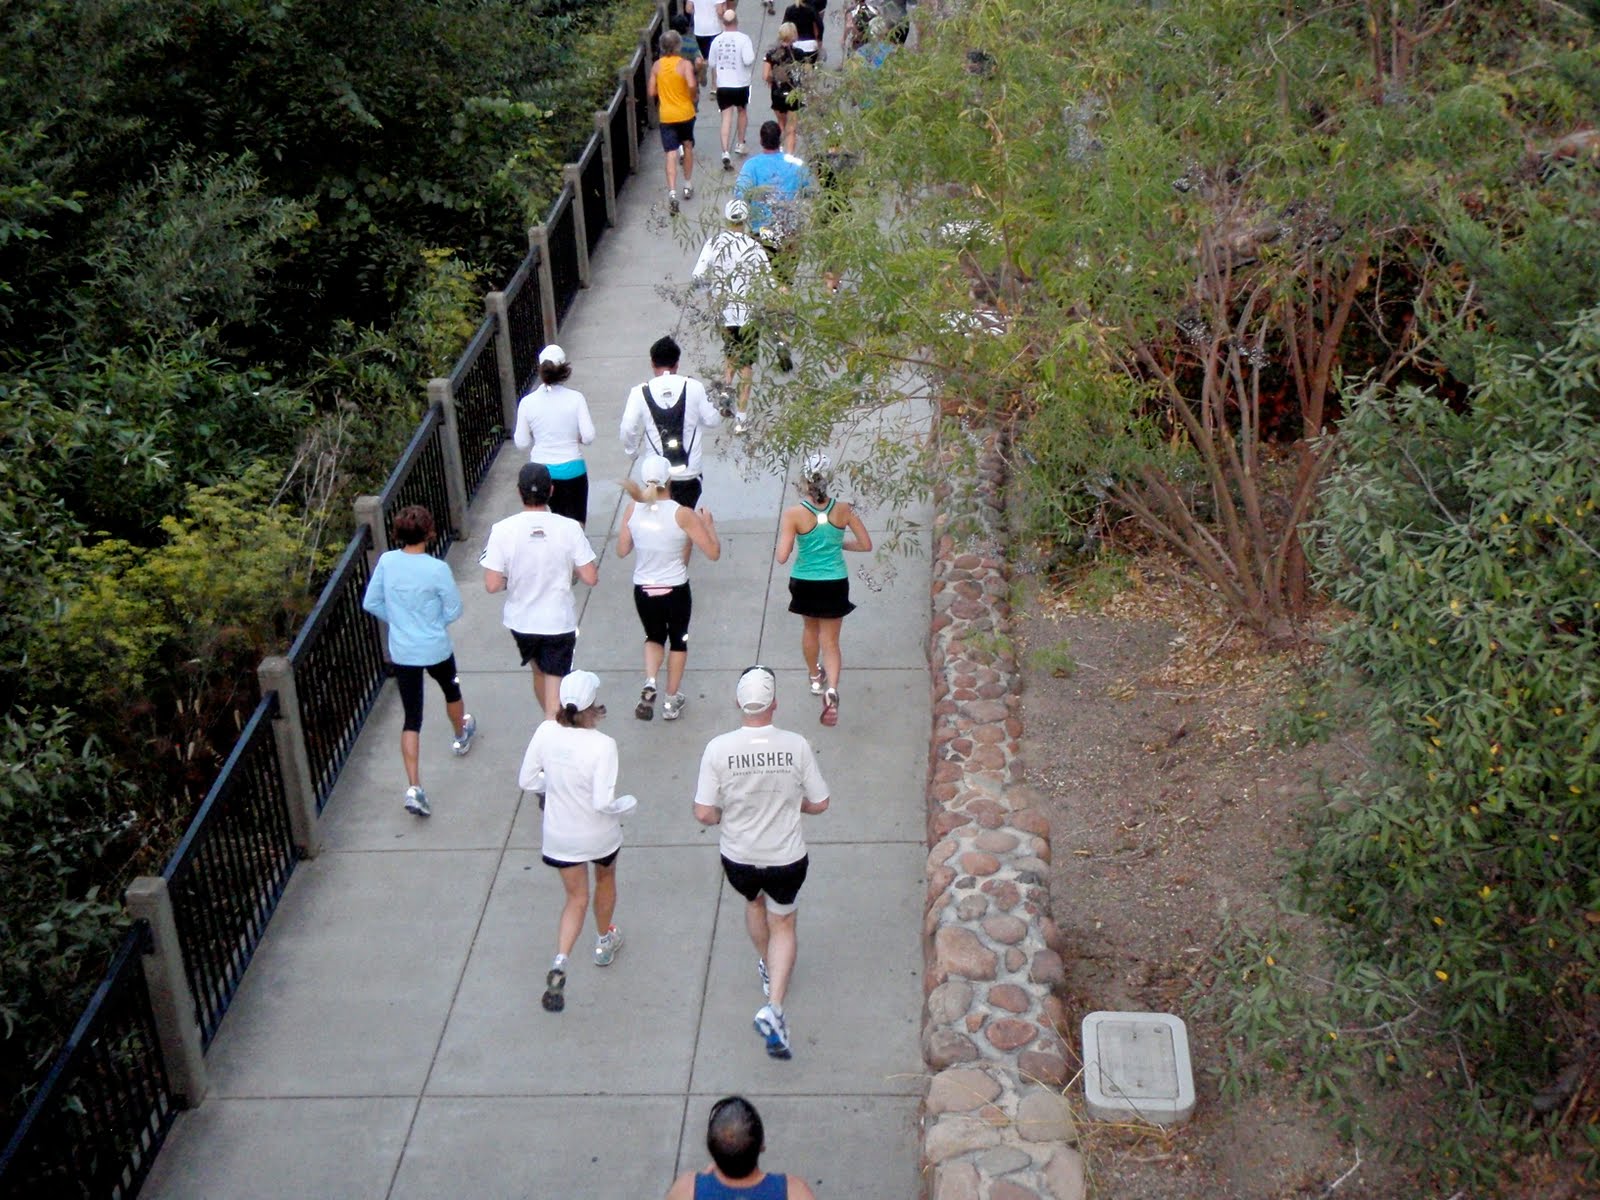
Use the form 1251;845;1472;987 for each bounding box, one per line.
726;0;1599;1182
1;0;653;1128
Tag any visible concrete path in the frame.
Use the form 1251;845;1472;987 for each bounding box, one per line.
144;24;932;1200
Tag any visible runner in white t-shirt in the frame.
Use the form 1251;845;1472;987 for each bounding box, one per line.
694;667;829;1059
708;9;757;168
481;462;599;718
519;671;637;1013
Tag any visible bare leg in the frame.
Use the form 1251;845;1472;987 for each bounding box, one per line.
737;106;749;147
800;616;821;678
445;697;466;738
556;865;591;957
738;363;753;411
682;141;695;185
644;640;665;682
764;908;799;1009
721;106;734;155
817;616;844;691
775;111;790;149
400;731;421;787
665;148;679;191
534;668;561;720
665;648;688;696
592;861;618;934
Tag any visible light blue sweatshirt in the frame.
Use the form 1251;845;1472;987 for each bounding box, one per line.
361;548;463;666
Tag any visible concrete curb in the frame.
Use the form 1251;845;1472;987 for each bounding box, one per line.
919;429;1086;1200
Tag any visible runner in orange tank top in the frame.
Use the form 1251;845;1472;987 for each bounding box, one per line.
648;30;700;213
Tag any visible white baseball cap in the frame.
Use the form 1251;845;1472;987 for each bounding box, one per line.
539;344;568;366
736;666;777;714
639;453;674;487
560;670;600;712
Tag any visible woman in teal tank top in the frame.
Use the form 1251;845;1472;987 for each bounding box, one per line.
775;452;871;727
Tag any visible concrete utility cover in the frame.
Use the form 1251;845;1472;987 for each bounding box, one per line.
1081;1010;1196;1126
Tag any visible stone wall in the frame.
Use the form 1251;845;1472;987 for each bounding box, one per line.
920;430;1086;1200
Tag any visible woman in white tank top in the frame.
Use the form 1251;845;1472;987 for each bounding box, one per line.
616;454;722;721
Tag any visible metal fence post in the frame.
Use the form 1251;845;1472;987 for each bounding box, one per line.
429;379;471;539
125;879;209;1108
595;111;617;227
485;291;520;434
563;168;592;288
352;496;392;666
528;225;559;343
257;655;322;859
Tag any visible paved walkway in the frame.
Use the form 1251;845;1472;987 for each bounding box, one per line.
145;25;932;1200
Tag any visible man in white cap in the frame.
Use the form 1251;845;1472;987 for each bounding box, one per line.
619;334;723;509
692;199;771;433
481;462;599;719
693;666;830;1059
708;7;756;170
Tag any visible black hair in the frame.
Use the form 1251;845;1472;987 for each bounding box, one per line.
650;335;682;370
538;360;573;387
706;1096;763;1179
518;470;554;507
392;504;435;547
759;120;782;151
556;701;580;728
670;11;691;34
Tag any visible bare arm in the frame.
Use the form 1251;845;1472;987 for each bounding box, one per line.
838;501;872;553
647;60;660;101
694;802;722;826
681;58;699;102
616;502;636;558
775;506;800;564
575;560;599;587
680;506;721;562
788;1176;817;1200
664;1170;696;1200
484;568;507;594
800;795;829;815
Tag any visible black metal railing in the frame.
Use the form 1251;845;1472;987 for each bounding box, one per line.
284;526;386;811
579;133;609;253
0;925;174;1199
379;406;456;557
505;250;546;395
633;45;651;143
547;188;582;323
450;317;505;501
163;693;297;1048
607;88;633;194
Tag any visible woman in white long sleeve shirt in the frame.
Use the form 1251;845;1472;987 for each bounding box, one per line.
518;671;637;1012
513;344;597;526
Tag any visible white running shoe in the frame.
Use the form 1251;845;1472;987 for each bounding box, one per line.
451;713;477;756
668;189;679;215
404;786;430;817
594;927;624;966
683;181;693;201
758;958;770;998
663;693;687;720
734;140;747;155
754;1005;791;1059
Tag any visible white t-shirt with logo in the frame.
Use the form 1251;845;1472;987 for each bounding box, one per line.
479;509;596;635
695;724;828;866
520;721;636;862
709;30;756;88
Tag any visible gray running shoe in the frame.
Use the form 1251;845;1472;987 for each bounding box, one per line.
722;152;733;171
636;681;657;720
669;189;679;215
683;181;693;201
734;140;748;155
594;927;624;966
754;1005;791;1059
404;786;430;818
542;966;567;1012
451;713;477;756
662;693;687;721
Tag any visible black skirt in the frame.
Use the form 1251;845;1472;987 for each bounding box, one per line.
788;575;855;619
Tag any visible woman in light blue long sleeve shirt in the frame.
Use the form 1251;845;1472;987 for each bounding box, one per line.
361;505;475;817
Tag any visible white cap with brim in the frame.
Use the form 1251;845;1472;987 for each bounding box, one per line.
539;344;568;366
639;453;674;487
560;670;601;713
736;667;777;714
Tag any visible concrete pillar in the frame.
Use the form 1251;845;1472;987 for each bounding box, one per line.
257;655;322;858
595;111;617;227
126;878;208;1108
485;290;520;430
352;496;391;666
429;378;471;538
563;168;591;288
639;34;658;128
528;224;559;343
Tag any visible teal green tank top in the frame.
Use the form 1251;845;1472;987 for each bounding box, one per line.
792;498;847;581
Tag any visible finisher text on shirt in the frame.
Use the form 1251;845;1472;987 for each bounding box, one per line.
728;751;796;771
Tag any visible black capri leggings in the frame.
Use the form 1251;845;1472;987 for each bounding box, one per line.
394;656;462;732
633;582;693;652
548;472;589;527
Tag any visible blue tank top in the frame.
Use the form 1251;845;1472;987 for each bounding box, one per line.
694;1171;787;1200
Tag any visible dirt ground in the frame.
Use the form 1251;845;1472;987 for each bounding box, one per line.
1015;557;1429;1200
